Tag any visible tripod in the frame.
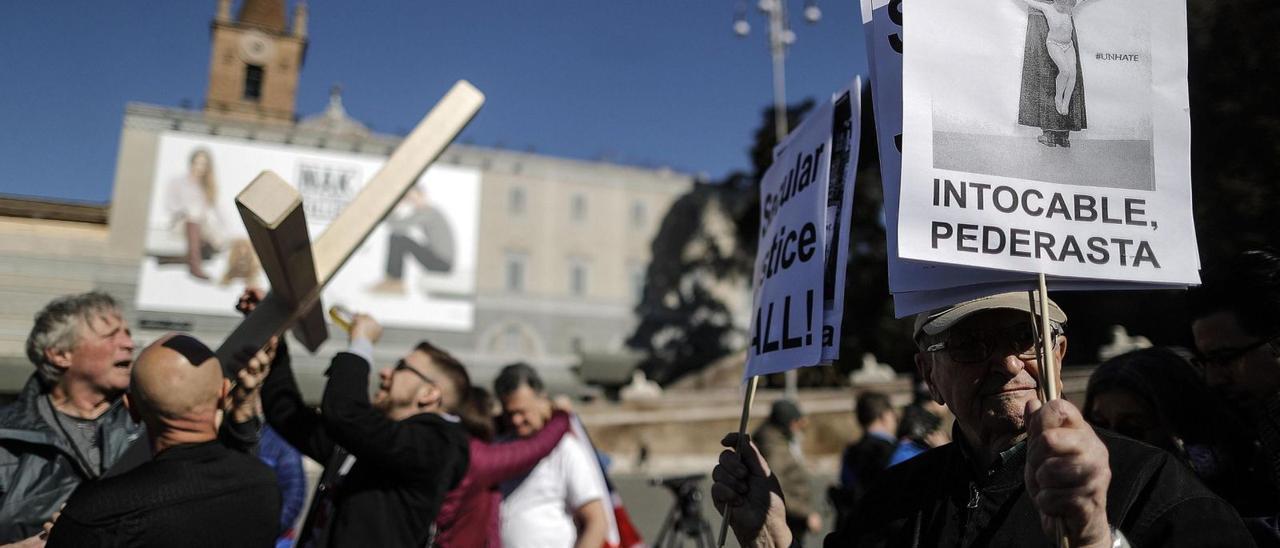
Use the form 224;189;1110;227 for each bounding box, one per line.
651;474;715;548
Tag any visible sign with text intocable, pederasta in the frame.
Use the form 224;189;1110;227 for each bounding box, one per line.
898;0;1198;284
746;98;833;377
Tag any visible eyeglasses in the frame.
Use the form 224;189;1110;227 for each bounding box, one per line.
395;359;437;386
925;322;1061;364
1191;335;1277;372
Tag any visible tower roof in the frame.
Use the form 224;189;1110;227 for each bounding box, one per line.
299;85;370;137
237;0;287;33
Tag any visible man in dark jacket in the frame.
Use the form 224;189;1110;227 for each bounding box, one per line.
713;292;1255;547
830;391;898;531
1189;249;1280;542
46;334;280;547
754;399;820;544
1190;251;1280;489
254;291;470;548
838;392;898;500
0;292;143;545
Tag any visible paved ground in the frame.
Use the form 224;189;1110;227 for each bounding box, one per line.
933;132;1154;191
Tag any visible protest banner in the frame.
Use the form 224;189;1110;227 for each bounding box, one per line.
898;0;1198;284
861;0;1189;318
746;95;833;377
744;78;862;375
862;0;1028;294
819;84;861;363
725;80;860;545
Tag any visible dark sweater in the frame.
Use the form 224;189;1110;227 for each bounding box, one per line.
826;428;1254;547
261;347;470;547
47;440;280;548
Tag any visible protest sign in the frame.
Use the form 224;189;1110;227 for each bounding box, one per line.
819;83;861;363
747;90;840;377
898;0;1198;284
862;0;1187;317
862;0;1027;294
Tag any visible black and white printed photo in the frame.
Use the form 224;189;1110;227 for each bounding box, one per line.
927;0;1155;190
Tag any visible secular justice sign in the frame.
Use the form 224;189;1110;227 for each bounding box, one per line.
747;81;861;377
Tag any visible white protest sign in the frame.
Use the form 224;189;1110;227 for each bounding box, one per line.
862;0;1027;294
899;0;1198;284
819;81;862;363
862;0;1186;317
746;97;834;377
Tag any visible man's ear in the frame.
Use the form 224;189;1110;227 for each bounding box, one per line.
123;392;141;423
217;378;232;409
915;352;945;405
416;383;443;411
44;346;74;370
1055;335;1068;362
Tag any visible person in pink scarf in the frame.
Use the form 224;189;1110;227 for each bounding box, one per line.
433;387;571;548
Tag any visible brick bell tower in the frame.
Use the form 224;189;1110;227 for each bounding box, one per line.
204;0;308;124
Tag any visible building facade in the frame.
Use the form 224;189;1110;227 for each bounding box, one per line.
0;1;691;398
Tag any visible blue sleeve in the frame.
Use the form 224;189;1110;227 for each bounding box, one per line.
259;426;307;534
276;440;306;533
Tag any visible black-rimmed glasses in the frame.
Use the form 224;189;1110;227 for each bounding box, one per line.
395;359;437;386
925;322;1061;364
1191;335;1278;372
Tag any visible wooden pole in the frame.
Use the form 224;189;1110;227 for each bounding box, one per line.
718;375;762;548
1034;273;1069;548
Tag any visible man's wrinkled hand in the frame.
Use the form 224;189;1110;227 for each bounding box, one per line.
710;433;792;548
1024;398;1113;548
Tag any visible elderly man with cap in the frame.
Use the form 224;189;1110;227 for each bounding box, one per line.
45;334;280;547
713;292;1254;547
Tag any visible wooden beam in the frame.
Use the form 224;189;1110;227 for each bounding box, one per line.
215;80;485;369
233;171;327;352
313;80;485;280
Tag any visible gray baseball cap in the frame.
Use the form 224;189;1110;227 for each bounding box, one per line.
913;291;1067;339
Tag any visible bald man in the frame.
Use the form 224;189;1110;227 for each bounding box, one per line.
46;334;280;548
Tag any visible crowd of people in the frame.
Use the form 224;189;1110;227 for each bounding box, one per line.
0;288;625;547
2;248;1279;547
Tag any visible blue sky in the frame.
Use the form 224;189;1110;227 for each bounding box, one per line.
0;1;868;203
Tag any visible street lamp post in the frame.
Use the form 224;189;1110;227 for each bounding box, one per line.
734;0;820;401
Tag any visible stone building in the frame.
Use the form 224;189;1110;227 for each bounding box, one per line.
0;0;691;398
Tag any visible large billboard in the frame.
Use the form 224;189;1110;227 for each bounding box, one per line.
137;131;479;331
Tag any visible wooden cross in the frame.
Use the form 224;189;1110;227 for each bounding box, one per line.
214;81;485;367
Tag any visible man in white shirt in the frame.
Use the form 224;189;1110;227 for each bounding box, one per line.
495;363;607;548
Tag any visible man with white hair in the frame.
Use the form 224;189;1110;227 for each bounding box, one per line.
0;292;265;547
0;292;141;545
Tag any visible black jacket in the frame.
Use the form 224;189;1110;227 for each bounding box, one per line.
827;428;1255;547
840;433;896;501
831;433;897;528
0;376;144;543
46;439;280;548
262;346;469;548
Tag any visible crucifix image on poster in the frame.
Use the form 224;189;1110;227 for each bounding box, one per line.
923;0;1158;192
1017;0;1096;149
